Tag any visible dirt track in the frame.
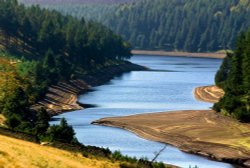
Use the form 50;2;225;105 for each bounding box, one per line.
93;110;250;167
132;50;226;59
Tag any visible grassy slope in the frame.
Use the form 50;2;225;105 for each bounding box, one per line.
0;134;120;168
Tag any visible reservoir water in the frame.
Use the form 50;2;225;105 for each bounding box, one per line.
51;55;234;168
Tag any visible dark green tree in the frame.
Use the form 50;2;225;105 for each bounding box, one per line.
35;108;50;135
214;29;250;122
46;118;77;143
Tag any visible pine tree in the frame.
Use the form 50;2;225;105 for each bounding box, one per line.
242;33;250;91
215;53;232;88
214;29;250;122
226;33;245;94
35;108;50;135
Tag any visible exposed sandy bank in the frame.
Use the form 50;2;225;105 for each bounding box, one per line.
194;85;224;103
31;80;89;115
93;110;250;167
132;50;226;59
31;62;146;116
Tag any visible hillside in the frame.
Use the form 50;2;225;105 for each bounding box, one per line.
0;134;120;168
106;0;250;51
0;0;131;141
24;0;250;52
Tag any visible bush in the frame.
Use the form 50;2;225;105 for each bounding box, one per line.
112;150;123;160
233;106;250;122
119;162;137;168
45;118;77;143
152;162;165;168
5;114;21;129
34;108;50;134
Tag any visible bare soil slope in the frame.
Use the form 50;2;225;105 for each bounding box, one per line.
31;80;89;115
32;62;146;116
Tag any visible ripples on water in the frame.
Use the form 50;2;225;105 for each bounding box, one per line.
51;55;235;168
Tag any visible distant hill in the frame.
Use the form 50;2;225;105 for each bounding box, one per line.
19;0;250;52
105;0;250;52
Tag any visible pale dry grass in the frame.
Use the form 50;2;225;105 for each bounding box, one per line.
0;134;120;168
0;114;5;126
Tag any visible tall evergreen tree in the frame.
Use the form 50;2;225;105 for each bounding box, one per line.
214;29;250;122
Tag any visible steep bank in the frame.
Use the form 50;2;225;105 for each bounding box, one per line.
31;61;146;116
93;110;250;167
132;50;226;59
194;85;224;103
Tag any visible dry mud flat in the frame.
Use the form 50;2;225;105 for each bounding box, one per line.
93;110;250;167
132;50;226;59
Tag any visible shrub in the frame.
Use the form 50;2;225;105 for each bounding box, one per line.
5;114;21;129
45;118;77;143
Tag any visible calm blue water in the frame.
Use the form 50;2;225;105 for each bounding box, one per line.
51;55;234;168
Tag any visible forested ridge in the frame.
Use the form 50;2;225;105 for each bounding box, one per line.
214;29;250;122
20;0;250;52
106;0;250;52
0;0;131;140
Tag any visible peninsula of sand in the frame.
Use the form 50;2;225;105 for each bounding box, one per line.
93;86;250;167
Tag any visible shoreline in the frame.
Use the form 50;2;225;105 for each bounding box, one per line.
92;110;250;167
34;56;249;167
132;50;226;59
92;85;250;167
31;61;147;116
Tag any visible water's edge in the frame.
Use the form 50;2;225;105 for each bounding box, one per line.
32;61;147;116
92;111;249;168
50;56;236;168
